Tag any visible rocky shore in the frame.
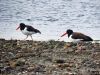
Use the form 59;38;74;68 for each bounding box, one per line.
0;39;100;75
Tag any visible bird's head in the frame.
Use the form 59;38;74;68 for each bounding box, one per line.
67;29;73;37
16;23;26;30
61;29;73;38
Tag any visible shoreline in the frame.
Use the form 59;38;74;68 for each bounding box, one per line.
0;38;100;43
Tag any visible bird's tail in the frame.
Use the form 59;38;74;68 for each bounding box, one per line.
37;30;41;34
83;36;93;41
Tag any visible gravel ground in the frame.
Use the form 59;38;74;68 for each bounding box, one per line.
0;39;100;75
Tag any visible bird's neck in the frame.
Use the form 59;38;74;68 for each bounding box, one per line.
68;33;72;38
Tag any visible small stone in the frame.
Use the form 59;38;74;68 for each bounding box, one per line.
28;64;36;72
54;59;65;64
9;61;16;68
8;52;15;58
16;58;26;66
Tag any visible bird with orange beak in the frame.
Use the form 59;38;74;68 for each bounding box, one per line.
16;23;41;40
60;29;93;41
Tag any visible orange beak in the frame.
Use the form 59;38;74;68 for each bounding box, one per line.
61;32;67;37
16;26;20;30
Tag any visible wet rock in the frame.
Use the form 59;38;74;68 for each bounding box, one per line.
9;61;17;68
27;64;36;72
9;58;26;68
82;59;98;68
77;46;86;51
79;67;90;75
63;43;72;49
27;64;46;73
16;58;26;66
92;52;100;60
88;69;100;75
26;18;31;21
8;52;15;58
57;63;74;69
54;59;65;64
64;71;77;75
79;67;100;75
0;66;13;74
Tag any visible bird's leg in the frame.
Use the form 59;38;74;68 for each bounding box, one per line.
30;35;33;41
24;35;28;40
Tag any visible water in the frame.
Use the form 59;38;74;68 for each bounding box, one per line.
0;0;100;42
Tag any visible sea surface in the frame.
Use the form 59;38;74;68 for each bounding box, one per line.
0;0;100;42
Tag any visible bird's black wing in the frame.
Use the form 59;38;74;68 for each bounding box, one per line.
72;32;93;41
26;25;41;34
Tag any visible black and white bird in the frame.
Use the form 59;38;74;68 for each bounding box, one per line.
16;23;41;40
60;29;93;41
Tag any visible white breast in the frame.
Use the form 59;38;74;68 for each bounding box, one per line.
69;35;82;42
21;27;35;35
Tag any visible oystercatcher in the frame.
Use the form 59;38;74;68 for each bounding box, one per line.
16;23;41;40
60;29;93;41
